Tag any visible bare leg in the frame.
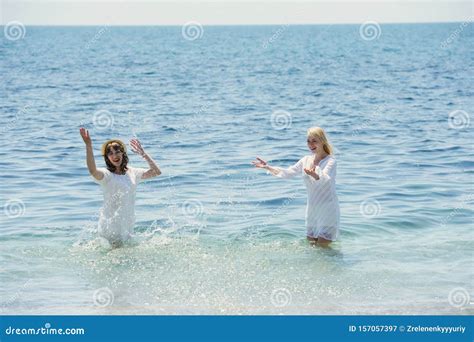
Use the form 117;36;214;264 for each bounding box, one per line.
315;236;332;247
307;236;318;245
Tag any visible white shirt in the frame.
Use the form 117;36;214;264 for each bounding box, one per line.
273;155;340;240
93;166;147;243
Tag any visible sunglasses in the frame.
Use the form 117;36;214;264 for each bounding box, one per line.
106;144;124;154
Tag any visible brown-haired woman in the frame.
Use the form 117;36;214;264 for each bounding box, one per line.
80;128;161;247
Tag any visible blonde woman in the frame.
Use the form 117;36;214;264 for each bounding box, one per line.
253;127;340;245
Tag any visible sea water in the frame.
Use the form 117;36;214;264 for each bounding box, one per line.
1;24;473;314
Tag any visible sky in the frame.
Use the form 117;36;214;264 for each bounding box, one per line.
1;0;473;25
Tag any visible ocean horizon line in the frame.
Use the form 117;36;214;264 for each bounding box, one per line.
1;20;470;27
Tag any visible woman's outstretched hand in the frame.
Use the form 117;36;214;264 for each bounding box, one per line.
130;138;146;157
252;157;268;169
80;128;91;145
304;166;319;179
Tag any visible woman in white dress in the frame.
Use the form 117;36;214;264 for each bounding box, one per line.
252;127;340;245
80;128;161;247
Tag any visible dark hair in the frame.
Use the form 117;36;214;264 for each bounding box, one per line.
104;143;129;174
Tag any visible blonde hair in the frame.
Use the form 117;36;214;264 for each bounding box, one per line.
307;127;333;155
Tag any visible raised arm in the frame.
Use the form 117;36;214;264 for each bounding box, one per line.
130;138;161;179
252;157;304;179
79;128;104;180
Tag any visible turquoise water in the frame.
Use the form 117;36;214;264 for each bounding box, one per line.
1;24;473;314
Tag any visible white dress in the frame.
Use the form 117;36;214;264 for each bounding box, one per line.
93;167;147;244
273;155;340;241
